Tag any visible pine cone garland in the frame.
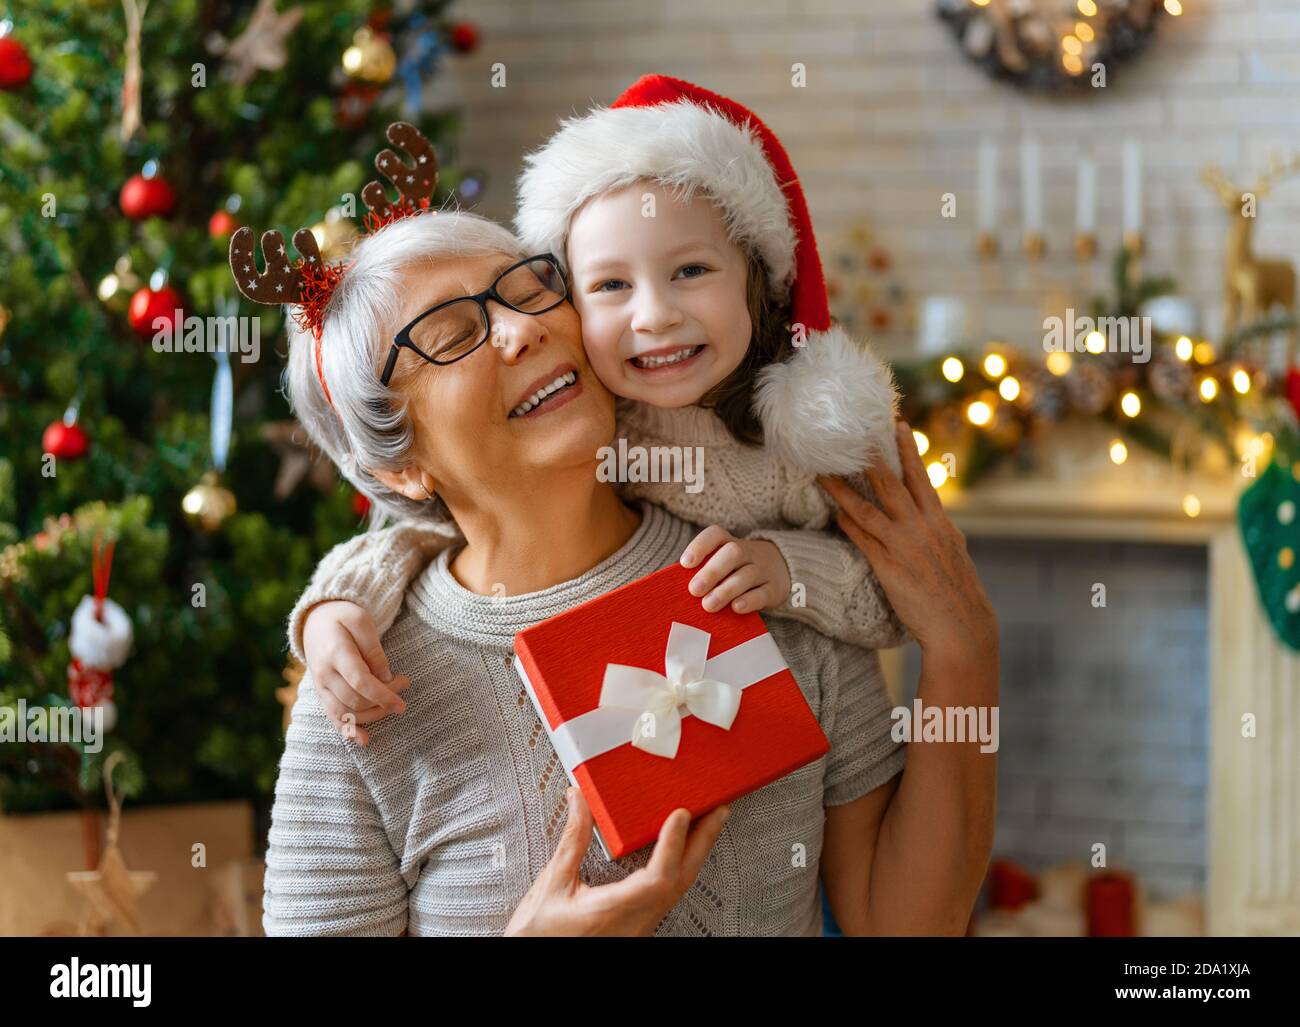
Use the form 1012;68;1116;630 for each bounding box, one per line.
1065;362;1113;416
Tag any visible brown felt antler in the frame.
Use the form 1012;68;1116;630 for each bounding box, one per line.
362;121;439;219
229;227;324;305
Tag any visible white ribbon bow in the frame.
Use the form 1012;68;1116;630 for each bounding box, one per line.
598;622;743;759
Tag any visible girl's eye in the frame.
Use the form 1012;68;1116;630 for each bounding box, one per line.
592;279;627;293
676;264;710;280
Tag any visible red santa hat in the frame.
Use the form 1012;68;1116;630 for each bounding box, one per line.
515;74;900;477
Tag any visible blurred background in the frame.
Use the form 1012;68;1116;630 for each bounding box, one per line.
2;0;1298;937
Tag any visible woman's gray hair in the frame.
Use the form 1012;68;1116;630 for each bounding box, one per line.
283;210;526;526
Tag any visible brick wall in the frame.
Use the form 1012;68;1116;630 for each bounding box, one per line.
437;0;1300;360
904;536;1210;902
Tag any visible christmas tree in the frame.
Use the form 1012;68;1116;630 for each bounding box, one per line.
0;1;479;813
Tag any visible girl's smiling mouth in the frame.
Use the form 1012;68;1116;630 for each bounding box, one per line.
628;344;705;372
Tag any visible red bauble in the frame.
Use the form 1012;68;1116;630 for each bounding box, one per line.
449;21;479;53
208;209;240;238
43;420;90;461
0;36;33;90
119;172;176;219
128;285;184;338
1287;366;1300;422
352;491;372;517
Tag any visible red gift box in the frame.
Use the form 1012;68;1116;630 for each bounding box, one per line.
513;559;830;860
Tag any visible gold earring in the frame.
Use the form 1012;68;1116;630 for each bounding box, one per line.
419;481;436;501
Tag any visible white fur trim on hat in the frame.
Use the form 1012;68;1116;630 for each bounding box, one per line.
69;595;133;670
753;325;902;478
515;100;797;300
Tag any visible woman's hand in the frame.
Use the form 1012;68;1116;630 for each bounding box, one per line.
301;599;410;746
679;526;792;615
817;420;998;670
505;788;730;937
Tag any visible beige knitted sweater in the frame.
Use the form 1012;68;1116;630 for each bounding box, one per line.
263;502;906;936
286;400;907;664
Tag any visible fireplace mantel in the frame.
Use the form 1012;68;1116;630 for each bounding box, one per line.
922;425;1300;936
940;421;1237;543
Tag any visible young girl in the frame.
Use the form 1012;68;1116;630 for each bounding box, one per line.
295;75;908;742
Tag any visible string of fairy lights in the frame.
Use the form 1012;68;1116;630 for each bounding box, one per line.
898;325;1287;521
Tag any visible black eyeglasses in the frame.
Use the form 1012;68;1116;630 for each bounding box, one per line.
380;253;569;386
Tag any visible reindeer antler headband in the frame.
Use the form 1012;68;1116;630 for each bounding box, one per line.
228;121;439;410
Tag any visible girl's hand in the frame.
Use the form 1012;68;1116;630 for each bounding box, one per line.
679;527;792;615
301;599;411;746
817;420;998;670
505;788;729;937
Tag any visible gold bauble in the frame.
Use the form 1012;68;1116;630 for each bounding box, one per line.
342;27;396;85
0;303;10;337
310;216;361;262
182;470;237;532
96;256;142;314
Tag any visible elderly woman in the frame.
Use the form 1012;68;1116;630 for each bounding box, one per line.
261;207;998;936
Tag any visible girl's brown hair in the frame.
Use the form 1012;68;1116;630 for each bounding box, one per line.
697;252;796;446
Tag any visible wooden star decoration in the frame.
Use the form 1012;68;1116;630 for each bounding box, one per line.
66;842;158;936
220;0;305;86
261;419;337;499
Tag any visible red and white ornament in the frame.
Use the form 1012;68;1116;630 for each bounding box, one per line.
67;537;131;734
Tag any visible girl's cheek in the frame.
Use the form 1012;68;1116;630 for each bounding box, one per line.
572;306;624;372
584;333;626;383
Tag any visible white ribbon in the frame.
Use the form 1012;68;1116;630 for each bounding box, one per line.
514;623;788;769
599;622;740;759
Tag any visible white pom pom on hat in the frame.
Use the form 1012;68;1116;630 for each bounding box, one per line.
514;73;901;476
69;595;133;670
754;325;903;478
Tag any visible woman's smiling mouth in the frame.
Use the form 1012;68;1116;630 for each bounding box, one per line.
508;369;581;419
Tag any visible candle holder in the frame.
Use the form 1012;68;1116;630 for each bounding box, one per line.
1074;232;1098;261
1022;231;1045;260
976;230;999;259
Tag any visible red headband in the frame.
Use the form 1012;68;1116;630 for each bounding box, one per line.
229;122;439;410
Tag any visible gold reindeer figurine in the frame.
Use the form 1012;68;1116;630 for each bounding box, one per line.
1201;154;1300;365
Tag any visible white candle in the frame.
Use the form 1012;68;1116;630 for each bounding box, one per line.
977;138;998;233
916;295;970;357
1076;155;1097;233
1021;137;1042;233
1123;139;1142;234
